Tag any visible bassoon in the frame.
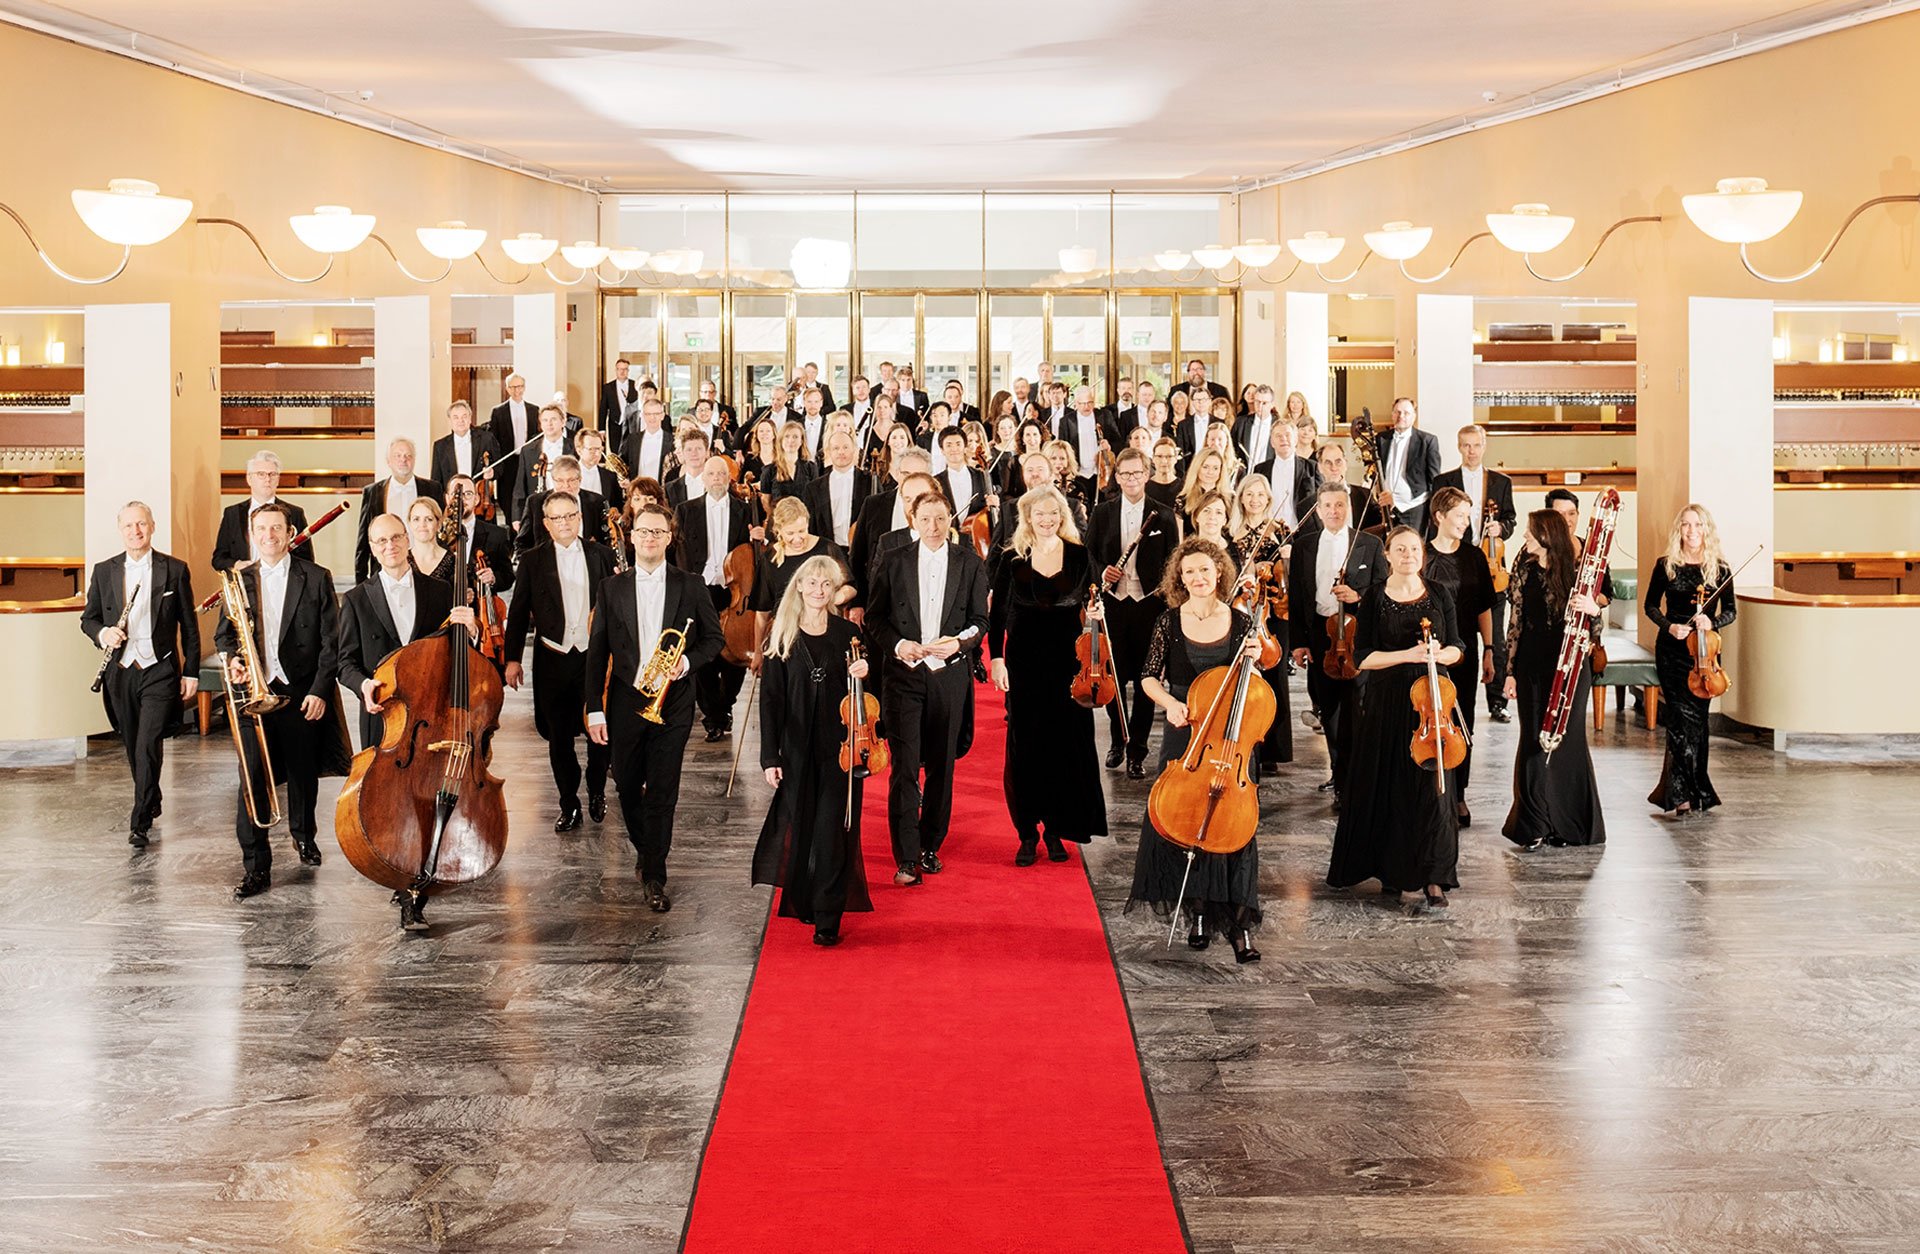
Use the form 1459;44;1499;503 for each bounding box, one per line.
1539;487;1620;758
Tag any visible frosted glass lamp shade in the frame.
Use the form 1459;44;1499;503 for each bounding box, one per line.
1233;239;1284;267
1058;245;1098;274
1362;221;1432;261
1682;177;1804;244
417;221;487;260
1486;204;1576;253
1192;244;1237;269
502;233;559;264
1153;249;1190;271
289;205;375;254
1286;231;1344;264
560;241;610;268
606;247;651;271
70;179;194;247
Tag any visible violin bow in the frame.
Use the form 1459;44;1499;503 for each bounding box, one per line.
1697;544;1766;606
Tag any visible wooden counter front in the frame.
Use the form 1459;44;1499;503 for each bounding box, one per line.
1721;590;1920;736
0;597;112;747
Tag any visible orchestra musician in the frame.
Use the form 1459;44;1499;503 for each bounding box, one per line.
1088;448;1175;779
1199;405;1244;490
600;357;641;453
849;447;933;604
487;373;539;520
1177;449;1232;536
355;437;443;583
675;455;755;742
1169;358;1231;409
802;429;873;550
765;419;818;507
1325;526;1464;911
430;400;501;488
516;455;608;557
752;556;873;946
1147;437;1183;510
1288;481;1387;806
504;489;619;833
404;498;456;584
1433;423;1517;721
1252;416;1320;530
81;501;199;849
586;500;725;914
661;424;714;512
847;374;874;432
935;426;986;520
443;475;515;600
337;513;465;751
1126;537;1265;962
1501;509;1606;849
1232;384;1284;469
988;485;1108;864
865;490;990;886
749;498;853;671
1046;439;1094;517
1421;487;1498;826
894;364;928;418
219;502;352;899
1644;503;1736;817
697;378;737;432
620;397;674;487
1183;491;1231;549
756;381;798;429
575;428;622;503
1374;397;1441;535
797;386;830;463
213;451;311;571
1296;442;1386;537
1228;473;1293;771
513;403;576;522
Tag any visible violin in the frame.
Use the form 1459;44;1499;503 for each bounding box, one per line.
839;639;887;827
1322;575;1360;680
1231;569;1283;670
473;452;498;523
967;509;993;559
1482;499;1508;594
530;452;550;492
1071;585;1119;709
1408;617;1467;794
470;551;508;668
1686;585;1729;699
335;501;508;929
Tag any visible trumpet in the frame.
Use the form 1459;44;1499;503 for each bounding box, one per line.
217;568;287;828
637;617;694;724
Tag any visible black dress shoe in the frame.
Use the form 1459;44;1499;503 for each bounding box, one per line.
232;872;270;900
1126;758;1146;781
893;862;922;887
1014;839;1038;867
812;930;842;947
1234;944;1262;964
704;725;727;743
128;830;149;849
554;805;583;833
1456;803;1472;828
1104;744;1126;769
920;850;943;874
1187;929;1210;951
643;879;672;912
1043;835;1069;863
588;793;607;824
1489;706;1512;724
1316;777;1338;792
295;840;323;866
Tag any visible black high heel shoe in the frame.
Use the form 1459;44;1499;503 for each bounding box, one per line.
1043;834;1068;863
1232;931;1261;964
1187;914;1209;950
1014;836;1039;867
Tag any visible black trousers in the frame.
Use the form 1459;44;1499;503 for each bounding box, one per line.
233;680;323;877
881;658;969;866
1102;592;1163;761
533;642;609;805
106;659;176;833
1393;501;1430;537
607;693;693;882
1485;590;1509;712
1303;623;1360;794
695;584;747;731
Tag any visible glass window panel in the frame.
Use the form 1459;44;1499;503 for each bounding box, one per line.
1115;193;1227;289
985;194;1109;290
1049;293;1109;405
606;293;659;389
860;294;916;384
1178;292;1234;396
726;194;854;291
614;195;727;286
731;293;787;412
661;293;722;416
922;294;979;411
987;294;1044;404
1117;294;1175;402
856;194;983;289
794;293;851;409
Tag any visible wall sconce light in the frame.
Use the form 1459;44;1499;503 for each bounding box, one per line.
1817;338;1835;363
1058;245;1098;275
1362;221;1432;261
1772;335;1790;361
1686;176;1920;283
46;340;67;364
1285;232;1344;265
4;344;18;366
607;247;651;272
502;233;559;265
1192;243;1238;269
1153;249;1191;272
2;178;192;284
417;221;487;261
1487;204;1577;254
204;204;372;283
311;332;330;348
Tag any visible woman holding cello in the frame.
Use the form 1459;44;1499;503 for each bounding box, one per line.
1127;538;1266;962
1326;526;1465;910
752;555;872;947
988;486;1107;864
1644;503;1736;817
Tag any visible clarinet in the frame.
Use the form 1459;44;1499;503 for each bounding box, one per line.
1539;488;1621;757
90;582;141;693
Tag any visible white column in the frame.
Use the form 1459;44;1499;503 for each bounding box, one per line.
514;293;559;406
1688;297;1775;589
83;303;172;561
1280;291;1329;432
374;296;432;470
1239;289;1276;393
1415;294;1475;473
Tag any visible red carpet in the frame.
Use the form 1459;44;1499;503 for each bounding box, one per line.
683;681;1187;1253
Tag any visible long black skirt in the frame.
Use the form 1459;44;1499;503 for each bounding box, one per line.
1126;711;1261;939
752;762;873;931
1648;638;1721;813
1503;666;1606;846
1327;662;1460;891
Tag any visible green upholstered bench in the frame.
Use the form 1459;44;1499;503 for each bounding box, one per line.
197;655;224;735
1593;632;1658;731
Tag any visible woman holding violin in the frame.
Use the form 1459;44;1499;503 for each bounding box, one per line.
1326;526;1465;910
1229;473;1293;768
1421;486;1498;826
750;497;852;670
1127;538;1266;961
988;486;1108;865
1644;503;1736;817
753;555;873;947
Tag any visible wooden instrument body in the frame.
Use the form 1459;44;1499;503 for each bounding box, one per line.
1409;625;1468;774
474;453;497;522
966;509;992;559
1322;601;1360;680
1483;500;1509;594
1687;587;1730;698
471;551;508;668
1071;601;1119;709
1147;654;1274;856
1541;487;1620;753
335;631;508;896
719;542;759;666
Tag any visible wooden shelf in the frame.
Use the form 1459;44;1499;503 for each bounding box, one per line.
220;470;371;493
0;471;83;490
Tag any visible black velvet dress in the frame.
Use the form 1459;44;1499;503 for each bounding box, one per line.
752;616;873;936
749;538;851;616
989;542;1108;846
1327;582;1464;892
1231;525;1293;767
1500;557;1606;847
1643;559;1735;813
1127;607;1262;940
1421;540;1496;794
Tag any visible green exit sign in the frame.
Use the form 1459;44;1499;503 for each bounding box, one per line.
684;333;705;349
1131;333;1150;347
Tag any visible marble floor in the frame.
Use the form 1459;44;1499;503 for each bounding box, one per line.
3;678;1917;1252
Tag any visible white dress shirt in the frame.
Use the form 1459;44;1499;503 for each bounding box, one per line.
1385;432;1422;511
851;399;871;426
257;555;292;684
828;467;857;545
947;466;975;513
379;567;416;643
451;431;473;477
803;414;825;459
702;494;730;586
384;475;419;522
1245;414;1274;465
1068;410;1097;471
1117;497;1147;601
589;560;669;729
1460;465;1486;541
246;496;280;561
1270;455;1299;528
507;402;531;447
916;542;948;646
547;540;591;652
682;466;703;503
1314;526;1349;618
119;552;157;668
636;427;667;480
889;492;909;533
538;438;566;490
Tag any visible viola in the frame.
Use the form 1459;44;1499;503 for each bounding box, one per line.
473;452;498;523
1686;585;1729;699
839;640;887;827
1408;616;1467;793
718;461;764;669
335;502;508;929
1071;585;1119;709
470;550;508;668
1482;499;1508;594
1322;577;1360;680
1231;570;1282;670
967;509;993;559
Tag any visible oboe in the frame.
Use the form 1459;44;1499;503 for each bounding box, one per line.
90;582;141;693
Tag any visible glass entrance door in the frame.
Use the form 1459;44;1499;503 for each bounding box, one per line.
922;294;979;412
731;293;787;412
1049;292;1109;404
660;293;722;414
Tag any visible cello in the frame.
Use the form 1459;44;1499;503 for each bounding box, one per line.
335;506;509;931
838;639;887;827
1409;617;1468;795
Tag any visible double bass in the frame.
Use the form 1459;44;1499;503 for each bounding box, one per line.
335;506;508;931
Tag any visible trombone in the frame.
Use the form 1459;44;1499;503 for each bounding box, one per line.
217;568;288;828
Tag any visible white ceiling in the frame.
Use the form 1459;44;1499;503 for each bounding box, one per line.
13;0;1888;189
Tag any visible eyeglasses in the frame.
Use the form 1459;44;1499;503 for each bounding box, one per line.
633;527;672;538
545;511;582;523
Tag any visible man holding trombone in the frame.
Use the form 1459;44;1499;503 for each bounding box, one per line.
216;502;350;900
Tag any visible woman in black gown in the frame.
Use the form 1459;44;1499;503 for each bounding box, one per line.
1501;509;1606;848
753;555;873;946
405;498;456;584
989;485;1108;864
1645;503;1736;816
750;497;851;669
764;419;817;506
1422;487;1497;826
1127;537;1266;962
1228;472;1293;769
1327;526;1465;909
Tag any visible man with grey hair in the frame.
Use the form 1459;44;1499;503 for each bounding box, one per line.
1060;384;1110;500
488;372;537;454
430;399;501;486
848;446;933;606
355;436;443;582
82;501;201;849
214;450;311;571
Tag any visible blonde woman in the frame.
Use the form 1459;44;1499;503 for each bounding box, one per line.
1229;473;1293;767
1178;449;1230;533
750;496;851;672
768;419;817;505
1200;408;1243;489
752;555;872;946
988;486;1105;864
1044;437;1091;513
1645;503;1736;816
406;497;455;584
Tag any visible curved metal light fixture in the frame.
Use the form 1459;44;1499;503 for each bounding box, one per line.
1400;231;1494;283
6;178;193;284
1522;215;1663;282
365;232;453;283
1727;194;1920;284
417;221;487;261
